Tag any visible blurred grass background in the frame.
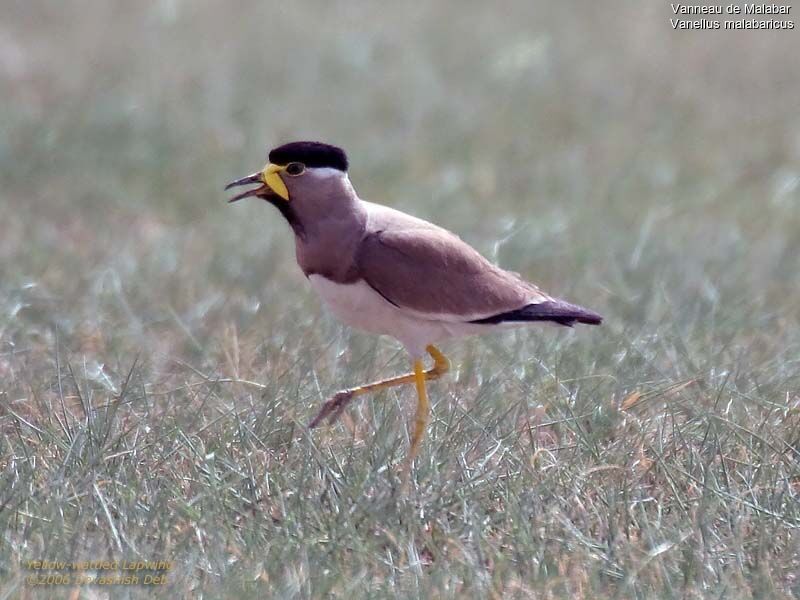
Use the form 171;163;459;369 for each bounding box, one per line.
2;1;800;598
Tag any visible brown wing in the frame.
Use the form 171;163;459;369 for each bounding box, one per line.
355;226;547;321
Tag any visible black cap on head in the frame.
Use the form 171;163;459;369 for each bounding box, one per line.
268;141;348;172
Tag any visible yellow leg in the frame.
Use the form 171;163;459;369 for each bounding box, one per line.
407;358;429;465
308;345;450;431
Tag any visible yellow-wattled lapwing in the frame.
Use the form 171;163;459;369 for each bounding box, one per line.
226;141;602;466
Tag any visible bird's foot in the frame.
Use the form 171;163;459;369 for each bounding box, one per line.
307;389;355;429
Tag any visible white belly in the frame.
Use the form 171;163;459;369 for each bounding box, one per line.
308;275;458;356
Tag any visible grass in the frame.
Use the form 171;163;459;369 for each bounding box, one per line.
2;2;800;598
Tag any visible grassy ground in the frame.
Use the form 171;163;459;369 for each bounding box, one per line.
2;2;800;598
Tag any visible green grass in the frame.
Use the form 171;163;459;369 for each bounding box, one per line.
2;2;800;598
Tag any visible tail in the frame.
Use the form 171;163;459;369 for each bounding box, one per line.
470;299;603;327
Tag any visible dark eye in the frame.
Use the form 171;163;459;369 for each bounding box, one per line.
285;162;305;176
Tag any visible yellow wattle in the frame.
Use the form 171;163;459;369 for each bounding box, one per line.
262;164;289;200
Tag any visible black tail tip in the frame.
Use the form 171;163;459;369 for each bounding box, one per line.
577;311;603;326
553;312;602;327
470;300;603;327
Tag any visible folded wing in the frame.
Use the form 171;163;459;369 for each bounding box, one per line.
355;224;547;322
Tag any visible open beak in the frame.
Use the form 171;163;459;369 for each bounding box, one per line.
225;164;289;203
224;172;268;203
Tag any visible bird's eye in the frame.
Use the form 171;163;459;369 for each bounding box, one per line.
285;162;305;176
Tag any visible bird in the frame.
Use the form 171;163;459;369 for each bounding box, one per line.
226;141;602;467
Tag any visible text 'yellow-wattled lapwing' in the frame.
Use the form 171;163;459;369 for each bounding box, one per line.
226;141;602;467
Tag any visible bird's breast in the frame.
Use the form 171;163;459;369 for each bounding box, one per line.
307;275;399;333
294;221;365;283
306;274;453;355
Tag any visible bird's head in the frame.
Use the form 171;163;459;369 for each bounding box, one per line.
225;141;352;210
